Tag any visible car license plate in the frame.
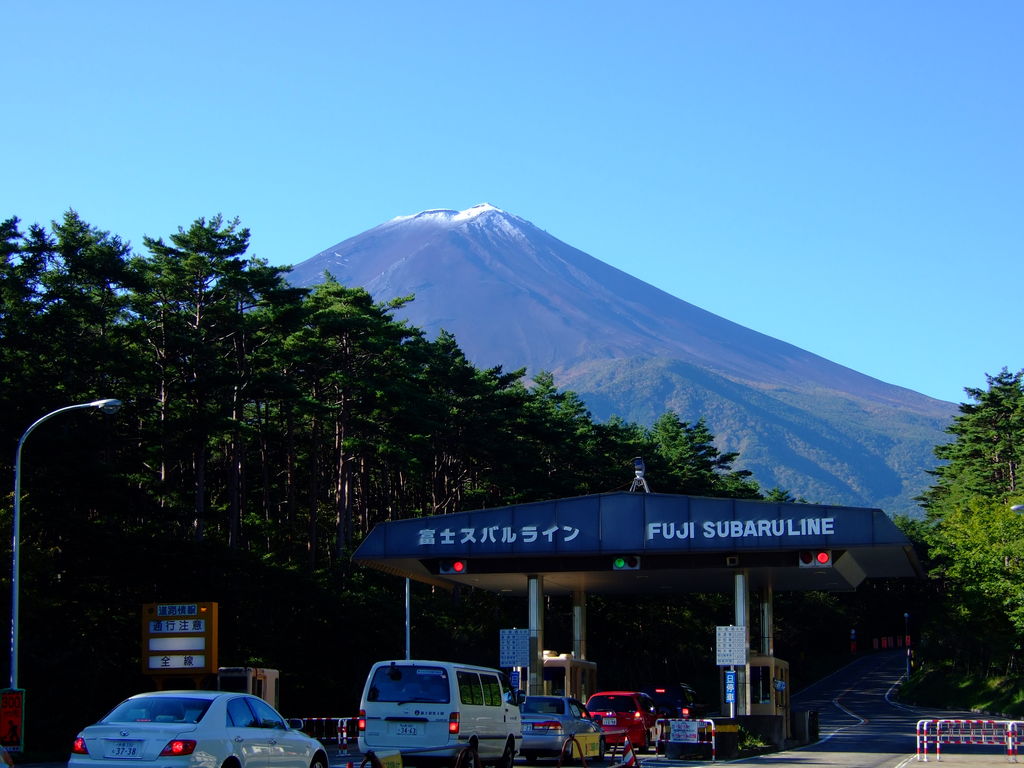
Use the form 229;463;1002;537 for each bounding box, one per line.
604;717;617;726
105;740;143;758
396;724;418;736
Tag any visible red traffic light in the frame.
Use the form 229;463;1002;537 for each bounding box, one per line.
440;559;467;574
798;550;832;567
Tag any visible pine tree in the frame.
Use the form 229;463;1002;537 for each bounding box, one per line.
922;368;1024;511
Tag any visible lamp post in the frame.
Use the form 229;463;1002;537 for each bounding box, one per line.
10;398;121;690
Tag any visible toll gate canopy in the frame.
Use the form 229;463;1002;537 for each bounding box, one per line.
352;491;922;595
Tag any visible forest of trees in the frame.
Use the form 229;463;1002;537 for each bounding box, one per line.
1;210;1023;755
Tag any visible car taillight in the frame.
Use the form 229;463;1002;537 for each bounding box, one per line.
634;710;643;720
681;707;690;717
449;712;460;734
533;721;562;732
159;740;197;756
72;737;89;755
358;710;366;732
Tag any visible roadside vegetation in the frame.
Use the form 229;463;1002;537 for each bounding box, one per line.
901;662;1024;719
1;211;1022;757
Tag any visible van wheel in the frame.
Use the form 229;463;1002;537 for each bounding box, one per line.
494;738;516;768
455;745;479;768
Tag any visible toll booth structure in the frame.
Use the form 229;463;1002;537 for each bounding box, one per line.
217;667;281;709
353;491;923;741
541;651;598;701
747;655;790;737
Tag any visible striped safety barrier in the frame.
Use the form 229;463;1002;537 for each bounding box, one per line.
292;716;360;751
916;718;1024;762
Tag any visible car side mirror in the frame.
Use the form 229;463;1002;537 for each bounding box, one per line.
287;719;305;730
592;714;603;725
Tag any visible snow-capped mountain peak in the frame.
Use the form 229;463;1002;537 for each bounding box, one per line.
387;203;509;228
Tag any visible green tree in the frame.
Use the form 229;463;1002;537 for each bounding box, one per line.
281;279;422;558
922;368;1024;510
646;412;761;498
917;369;1024;676
131;214;300;544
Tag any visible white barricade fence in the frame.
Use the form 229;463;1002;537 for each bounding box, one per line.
916;718;1024;762
661;718;717;761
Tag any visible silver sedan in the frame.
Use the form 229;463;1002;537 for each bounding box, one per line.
520;696;604;762
69;690;329;768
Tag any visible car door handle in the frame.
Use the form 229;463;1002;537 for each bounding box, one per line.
234;737;244;743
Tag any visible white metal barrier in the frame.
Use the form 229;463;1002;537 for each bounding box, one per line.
916;718;1024;762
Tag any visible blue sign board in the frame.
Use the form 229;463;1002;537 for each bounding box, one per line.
724;671;737;703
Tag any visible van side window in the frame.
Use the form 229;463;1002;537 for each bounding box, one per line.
480;674;502;706
457;671;483;705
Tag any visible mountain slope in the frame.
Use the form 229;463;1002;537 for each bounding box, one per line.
289;204;953;515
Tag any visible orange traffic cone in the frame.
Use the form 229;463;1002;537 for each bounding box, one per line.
622;737;638;767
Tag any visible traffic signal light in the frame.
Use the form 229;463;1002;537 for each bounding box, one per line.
798;550;832;568
612;555;641;570
439;559;468;574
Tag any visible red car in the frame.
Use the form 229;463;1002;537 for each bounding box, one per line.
585;690;659;752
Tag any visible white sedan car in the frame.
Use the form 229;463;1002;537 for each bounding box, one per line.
69;691;329;768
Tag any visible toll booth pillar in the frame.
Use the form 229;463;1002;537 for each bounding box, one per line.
572;590;587;661
528;575;544;696
734;571;750;715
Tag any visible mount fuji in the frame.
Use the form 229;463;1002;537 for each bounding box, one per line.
288;203;954;515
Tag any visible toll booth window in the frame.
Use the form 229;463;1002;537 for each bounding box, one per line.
750;666;771;705
543;665;566;696
219;675;248;693
458;671;484;705
368;666;450;703
480;674;502;707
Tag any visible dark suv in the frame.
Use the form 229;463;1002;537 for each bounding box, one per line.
639;683;706;719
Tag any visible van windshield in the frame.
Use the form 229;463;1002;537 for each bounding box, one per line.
367;665;451;703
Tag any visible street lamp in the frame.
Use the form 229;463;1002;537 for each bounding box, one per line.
10;398;121;690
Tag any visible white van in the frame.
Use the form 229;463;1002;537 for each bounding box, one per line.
358;660;523;766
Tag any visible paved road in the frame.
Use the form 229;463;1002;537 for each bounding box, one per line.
725;650;1011;767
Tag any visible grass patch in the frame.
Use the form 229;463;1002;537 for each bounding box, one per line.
900;661;1024;718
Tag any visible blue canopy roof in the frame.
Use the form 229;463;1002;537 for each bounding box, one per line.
353;491;922;594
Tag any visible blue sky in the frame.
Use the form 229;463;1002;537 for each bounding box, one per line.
4;1;1021;405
